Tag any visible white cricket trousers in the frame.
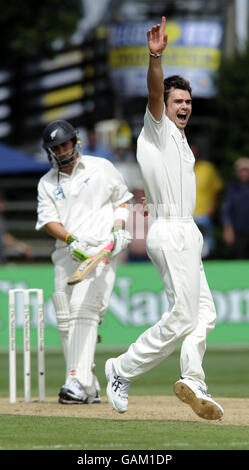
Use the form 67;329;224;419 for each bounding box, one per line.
52;247;117;389
115;217;216;388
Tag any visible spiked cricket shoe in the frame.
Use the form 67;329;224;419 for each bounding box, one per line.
105;358;131;413
174;377;224;420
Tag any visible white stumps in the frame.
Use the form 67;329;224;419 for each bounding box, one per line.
8;288;45;403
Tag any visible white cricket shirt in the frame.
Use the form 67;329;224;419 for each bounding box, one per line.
36;154;133;248
137;106;196;219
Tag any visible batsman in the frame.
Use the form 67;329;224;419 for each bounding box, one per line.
36;120;133;404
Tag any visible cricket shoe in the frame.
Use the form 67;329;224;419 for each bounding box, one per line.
105;358;131;413
86;391;101;404
174;377;224;420
58;378;88;404
84;376;101;404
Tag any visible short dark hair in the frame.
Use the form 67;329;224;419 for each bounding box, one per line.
163;75;192;104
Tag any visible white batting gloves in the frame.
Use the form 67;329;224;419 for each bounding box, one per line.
82;236;100;247
67;237;100;262
110;230;132;258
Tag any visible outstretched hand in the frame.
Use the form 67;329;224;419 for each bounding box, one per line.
147;16;168;55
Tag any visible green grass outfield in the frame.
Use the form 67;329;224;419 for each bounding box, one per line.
0;349;249;452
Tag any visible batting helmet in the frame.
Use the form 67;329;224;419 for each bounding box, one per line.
42;120;79;168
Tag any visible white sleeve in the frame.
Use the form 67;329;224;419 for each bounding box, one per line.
35;179;60;231
104;160;133;207
143;104;171;150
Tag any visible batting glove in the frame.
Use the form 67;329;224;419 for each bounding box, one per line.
109;229;132;258
66;234;100;262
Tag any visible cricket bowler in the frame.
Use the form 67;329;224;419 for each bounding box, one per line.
105;16;224;421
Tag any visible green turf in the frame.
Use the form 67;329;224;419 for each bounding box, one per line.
0;349;248;450
0;415;248;450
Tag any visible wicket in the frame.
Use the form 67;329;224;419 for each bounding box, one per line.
8;288;45;403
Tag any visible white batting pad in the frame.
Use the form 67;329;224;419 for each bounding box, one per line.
52;292;70;363
67;315;99;388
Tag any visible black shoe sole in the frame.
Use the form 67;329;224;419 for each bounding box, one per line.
58;391;101;405
58;390;87;404
58;397;86;404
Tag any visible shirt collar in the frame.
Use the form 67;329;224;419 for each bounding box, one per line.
57;153;86;176
174;125;185;140
75;153;86;169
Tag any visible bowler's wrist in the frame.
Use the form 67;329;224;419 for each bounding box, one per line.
149;51;162;58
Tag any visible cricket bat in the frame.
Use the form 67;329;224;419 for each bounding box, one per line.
67;241;114;285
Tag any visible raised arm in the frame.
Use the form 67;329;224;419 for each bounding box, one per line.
147;16;168;121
